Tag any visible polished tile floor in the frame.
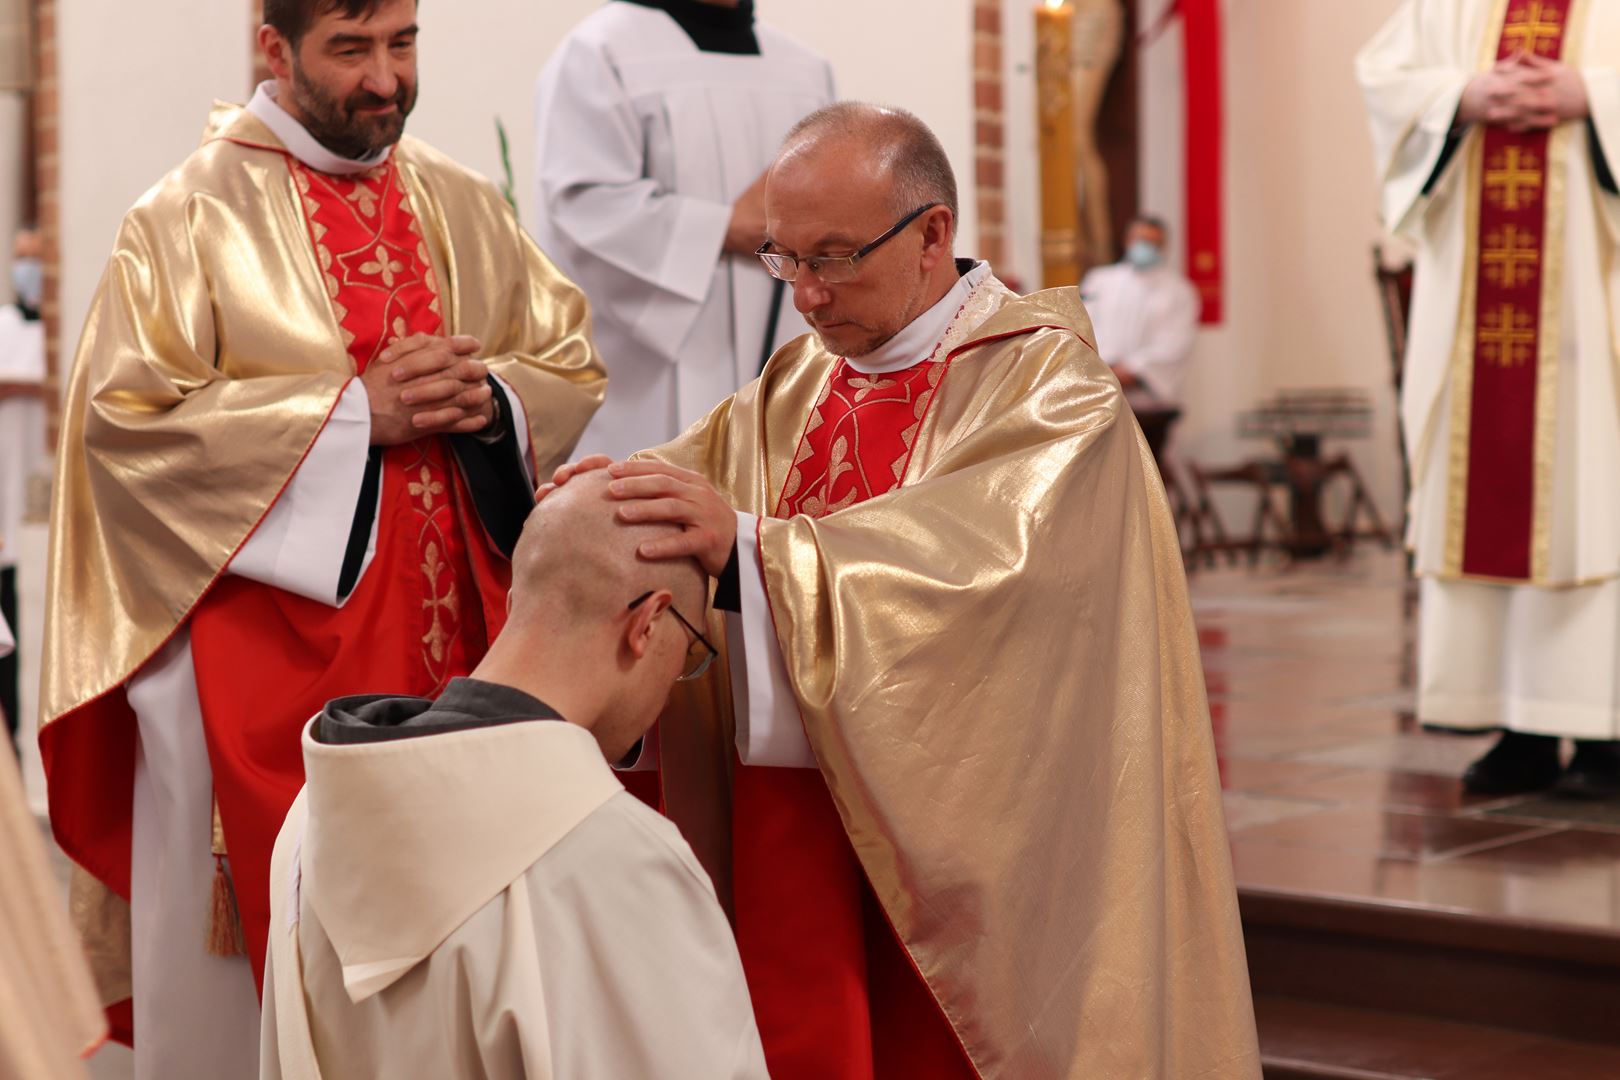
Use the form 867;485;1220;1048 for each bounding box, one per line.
1196;551;1620;933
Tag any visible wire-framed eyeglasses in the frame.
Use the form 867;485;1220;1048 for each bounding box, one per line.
756;202;943;284
628;590;718;682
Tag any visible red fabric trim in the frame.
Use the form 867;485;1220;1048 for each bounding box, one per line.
1460;0;1570;580
105;998;134;1049
1183;0;1224;324
771;366;838;519
945;323;1087;364
619;768;662;811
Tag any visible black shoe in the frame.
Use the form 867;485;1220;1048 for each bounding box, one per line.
1460;732;1562;796
1551;740;1620;801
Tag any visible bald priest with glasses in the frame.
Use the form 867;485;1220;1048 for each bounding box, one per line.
543;102;1260;1080
261;471;765;1080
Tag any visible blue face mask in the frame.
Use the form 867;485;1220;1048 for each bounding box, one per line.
11;258;42;309
1124;241;1163;271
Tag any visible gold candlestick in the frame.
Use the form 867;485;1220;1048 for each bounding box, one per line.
1037;0;1083;288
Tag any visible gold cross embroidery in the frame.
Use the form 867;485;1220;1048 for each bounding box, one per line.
419;541;459;665
409;465;445;511
800;436;858;519
1482;226;1541;288
1485;147;1543;211
1478;303;1536;367
846;375;897;403
360;244;407;288
1502;1;1563;56
345;181;381;219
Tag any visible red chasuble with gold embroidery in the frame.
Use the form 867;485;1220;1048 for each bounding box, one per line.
187;158;513;987
731;351;977;1080
1459;0;1573;580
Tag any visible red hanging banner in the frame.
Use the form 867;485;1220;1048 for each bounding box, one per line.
1181;0;1223;324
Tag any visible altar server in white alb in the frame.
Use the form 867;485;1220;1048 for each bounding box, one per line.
533;0;834;459
1358;0;1620;796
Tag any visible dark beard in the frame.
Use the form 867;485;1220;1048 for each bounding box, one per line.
289;63;416;160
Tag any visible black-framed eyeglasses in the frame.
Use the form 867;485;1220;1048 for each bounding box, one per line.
628;591;718;682
756;202;943;284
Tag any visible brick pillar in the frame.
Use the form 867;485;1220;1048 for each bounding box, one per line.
29;0;58;440
972;1;1008;277
250;0;270;88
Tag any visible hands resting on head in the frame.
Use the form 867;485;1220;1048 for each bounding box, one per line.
539;456;739;579
1459;52;1589;132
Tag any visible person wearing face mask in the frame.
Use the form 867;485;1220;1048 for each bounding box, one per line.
0;226;47;756
1078;214;1202;405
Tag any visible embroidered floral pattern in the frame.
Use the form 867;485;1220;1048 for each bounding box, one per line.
777;286;993;520
290;155;476;693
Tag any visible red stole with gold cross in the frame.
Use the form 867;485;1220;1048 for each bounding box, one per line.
729;345;978;1079
187;156;512;989
1450;0;1577;582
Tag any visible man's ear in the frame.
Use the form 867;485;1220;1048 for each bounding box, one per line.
624;590;673;662
919;207;955;271
259;24;296;82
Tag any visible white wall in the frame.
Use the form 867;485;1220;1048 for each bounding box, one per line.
1001;0;1041;287
55;0;977;343
1143;0;1408;516
59;1;251;369
410;0;977;244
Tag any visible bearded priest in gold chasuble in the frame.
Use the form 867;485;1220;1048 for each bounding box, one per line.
548;103;1260;1080
39;2;604;1077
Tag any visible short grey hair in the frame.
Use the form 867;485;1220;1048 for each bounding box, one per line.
783;102;960;223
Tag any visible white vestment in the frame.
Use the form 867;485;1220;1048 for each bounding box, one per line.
1078;261;1201;404
1358;0;1620;737
262;719;766;1080
533;2;834;460
121;86;538;1080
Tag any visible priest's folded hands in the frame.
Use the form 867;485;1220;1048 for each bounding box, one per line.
364;330;498;444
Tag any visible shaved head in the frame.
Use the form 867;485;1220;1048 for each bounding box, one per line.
777;102;959;222
510;471;706;629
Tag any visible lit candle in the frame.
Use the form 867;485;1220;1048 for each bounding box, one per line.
1036;0;1082;287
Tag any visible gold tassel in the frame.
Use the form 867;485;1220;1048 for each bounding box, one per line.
206;854;246;958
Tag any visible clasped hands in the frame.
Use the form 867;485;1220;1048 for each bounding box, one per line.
539;456;738;578
1459;52;1589;132
363;332;498;446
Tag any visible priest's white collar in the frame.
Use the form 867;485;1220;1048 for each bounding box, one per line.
843;260;991;375
247;81;393;176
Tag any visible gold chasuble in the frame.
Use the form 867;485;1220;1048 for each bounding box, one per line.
40;103;603;1021
649;284;1260;1078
